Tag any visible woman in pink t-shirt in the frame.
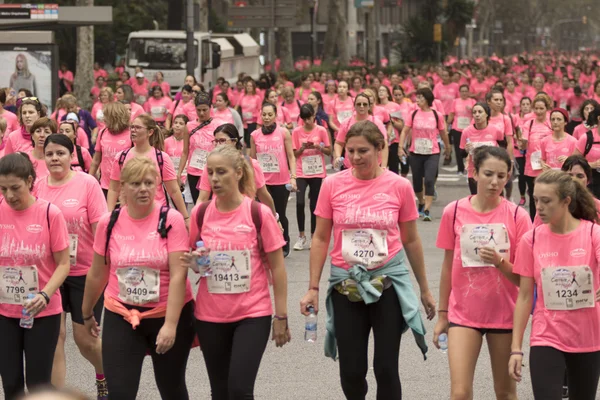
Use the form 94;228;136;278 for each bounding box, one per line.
280;87;302;129
329;80;354;134
212;92;244;136
4;97;45;155
165;114;188;187
572;99;598;140
448;84;477;175
236;80;262;148
89;102;132;196
574;103;600;199
197;123;276;215
291;104;331;251
300;121;435;399
377;85;402;173
91;87;113;137
36;134;107;394
115;85;144;122
82;157;195;399
541;109;578;171
26;117;56;186
510;170;600;398
58;121;92;174
166;85;196;130
251;103;296;256
143;85;173;127
257;89;293;130
186;145;289;398
435;146;532;400
0;152;70;399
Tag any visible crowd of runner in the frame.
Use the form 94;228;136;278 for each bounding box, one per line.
1;51;600;400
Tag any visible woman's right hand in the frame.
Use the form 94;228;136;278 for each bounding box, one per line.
508;354;523;382
398;147;407;158
300;290;319;316
84;316;101;338
432;318;449;349
180;251;199;273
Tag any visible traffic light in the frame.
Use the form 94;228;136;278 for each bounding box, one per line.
583;16;588;24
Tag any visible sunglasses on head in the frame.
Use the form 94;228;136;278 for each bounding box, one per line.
22;96;39;103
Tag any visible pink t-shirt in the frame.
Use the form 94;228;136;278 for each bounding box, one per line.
281;100;301;127
576;129;600;164
513;221;600;353
26;150;49;184
433;82;460;117
505;91;523;114
110;147;177;207
470;80;490;101
405;109;445;155
189;197;285;322
436;197;532;329
94;128;132;189
568;95;587;122
450;98;477;132
212;108;235;125
4;128;32;154
76;127;90;150
0;110;18;133
296;87;313;104
332;97;355;127
0;199;69;318
554;87;574;109
36;172;107;276
540;134;578;169
130;103;145;122
322;94;337;115
314;169;418;270
238;94;262;126
143;97;173;123
573;123;592;140
93;204;193;309
186;118;223;176
380;101;402;144
130;80;149;101
488;114;514;141
292;125;331;179
169;100;196;122
251;127;291;186
522;119;553;177
459;124;503;178
59;70;74;92
164;136;186;183
71;146;92;173
91;102;107;132
200;156;266;192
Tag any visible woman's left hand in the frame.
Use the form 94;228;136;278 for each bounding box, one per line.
156;322;177;354
291;179;298;192
25;293;47;317
272;318;291;347
420;289;436;320
479;247;500;266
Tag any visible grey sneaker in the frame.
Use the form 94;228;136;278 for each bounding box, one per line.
293;236;308;251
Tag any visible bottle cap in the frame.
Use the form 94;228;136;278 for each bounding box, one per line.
307;305;315;313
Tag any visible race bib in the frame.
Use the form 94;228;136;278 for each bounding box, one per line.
414;138;433;155
341;229;388;270
460;224;510;267
116;266;160;305
171;156;181;171
337;110;352;123
206;250;251;294
541;265;595;311
150;106;166;119
257;153;280;173
189;148;208;170
301;155;324;176
96;109;104;122
0;266;39;305
69;234;78;266
457;117;471;130
242;112;253;121
530;150;542;170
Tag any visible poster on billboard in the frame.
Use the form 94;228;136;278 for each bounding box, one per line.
0;44;58;112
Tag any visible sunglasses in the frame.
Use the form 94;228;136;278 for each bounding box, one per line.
355;103;369;107
22;96;39;103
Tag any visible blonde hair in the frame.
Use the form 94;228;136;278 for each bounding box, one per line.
0;117;7;133
12;53;31;79
61;94;77;108
103;102;130;134
119;157;159;205
99;86;114;101
207;145;256;198
135;114;165;151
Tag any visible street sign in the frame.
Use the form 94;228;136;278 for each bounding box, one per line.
0;4;58;20
433;23;442;43
228;1;296;29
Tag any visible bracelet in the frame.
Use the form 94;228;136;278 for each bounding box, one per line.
309;286;319;292
39;291;50;305
438;310;448;313
510;351;524;356
496;257;504;268
290;176;297;180
273;315;288;321
184;217;190;220
83;314;94;321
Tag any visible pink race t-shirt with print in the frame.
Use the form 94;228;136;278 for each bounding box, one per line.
189;197;285;322
170;100;196;122
523;119;552;177
36;172;107;276
90;102;106;132
450;98;477;132
540;134;578;169
332;97;355;127
0;199;69;318
459;124;503;178
488;114;514;142
314;169;418;270
110;148;177;207
164;136;186;183
94;128;132;190
144;97;173;123
238;94;262;126
433;82;460;117
4;128;32;154
200;156;266;192
186;118;223;176
93;204;193;308
251;127;291;186
513;221;600;353
436;197;532;329
576;130;600;165
292;125;331;179
212;108;235;125
406;109;445;155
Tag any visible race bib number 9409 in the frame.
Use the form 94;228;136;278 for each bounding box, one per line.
0;266;39;305
117;266;160;305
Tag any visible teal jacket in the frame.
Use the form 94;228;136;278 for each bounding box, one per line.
324;250;428;360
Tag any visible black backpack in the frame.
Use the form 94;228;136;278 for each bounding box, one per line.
71;145;88;173
584;130;600;156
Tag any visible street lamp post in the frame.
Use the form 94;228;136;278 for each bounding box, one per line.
308;0;317;64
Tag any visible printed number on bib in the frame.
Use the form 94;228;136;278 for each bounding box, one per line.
414;138;433;155
530;150;542;170
257;153;280;173
460;224;510;267
0;266;39;305
457;117;471;130
301;155;324;175
116;266;160;305
541;265;595;311
189;148;208;170
69;234;78;266
341;229;388;269
207;250;251;294
337;110;352;123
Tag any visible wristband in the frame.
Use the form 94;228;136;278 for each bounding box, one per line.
273;315;288;321
510;351;524;356
83;314;94;322
309;286;319;292
38;291;50;305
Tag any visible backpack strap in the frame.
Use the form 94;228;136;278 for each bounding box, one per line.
585;130;595;156
195;201;211;243
513;202;519;222
46;202;51;231
532;226;537;248
157;205;171;239
117;147;132;170
432;109;439;127
155;148;164;182
411;109;418;126
104;208;122;264
74;145;87;173
452;199;460;237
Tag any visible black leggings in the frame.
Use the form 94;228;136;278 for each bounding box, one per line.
0;314;61;400
388;142;400;174
530;346;600;400
524;175;536;221
450;130;465;173
409;152;440;197
332;288;406;400
296;177;322;234
195;316;271;400
468;177;477;195
244;123;257;148
187;173;201;204
516;157;526;196
267;184;290;245
102;301;195;400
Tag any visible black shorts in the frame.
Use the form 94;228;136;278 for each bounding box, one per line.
60;275;103;325
449;322;512;336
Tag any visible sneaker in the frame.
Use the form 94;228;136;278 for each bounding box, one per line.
96;379;108;400
518;197;526;207
418;203;425;218
293;236;307;251
562;386;569;399
423;210;432;222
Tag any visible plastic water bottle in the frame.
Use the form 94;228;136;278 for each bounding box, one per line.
319;142;325;148
285;183;293;191
304;306;317;342
438;333;448;354
333;157;344;172
20;293;35;329
195;241;211;277
401;155;407;165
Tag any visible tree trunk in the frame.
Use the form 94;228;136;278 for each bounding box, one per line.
323;0;340;65
74;0;95;110
277;27;294;71
335;0;349;65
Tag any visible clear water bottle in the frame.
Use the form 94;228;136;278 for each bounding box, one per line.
333;157;344;172
195;241;212;277
438;333;448;354
304;306;317;342
319;142;325;148
401;155;407;165
20;293;35;329
285;183;293;191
